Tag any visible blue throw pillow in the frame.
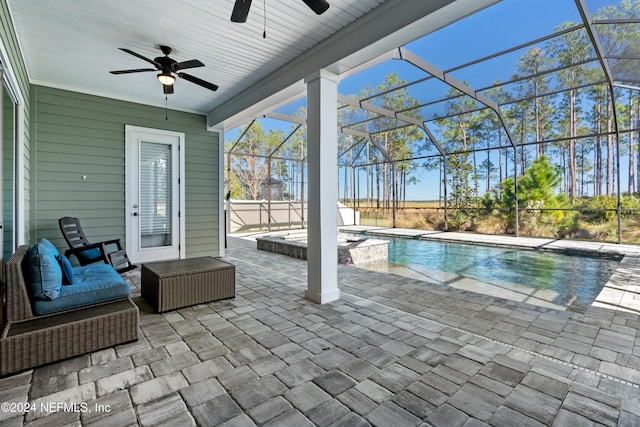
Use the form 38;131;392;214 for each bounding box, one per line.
80;247;102;261
28;240;63;301
57;254;74;285
39;238;59;257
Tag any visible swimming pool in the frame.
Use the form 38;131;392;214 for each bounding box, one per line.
365;237;621;312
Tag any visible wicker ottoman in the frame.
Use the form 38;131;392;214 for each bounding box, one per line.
141;257;235;313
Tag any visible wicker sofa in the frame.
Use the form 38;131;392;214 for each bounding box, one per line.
0;245;139;376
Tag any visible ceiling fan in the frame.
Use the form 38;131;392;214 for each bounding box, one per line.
110;45;219;94
231;0;329;23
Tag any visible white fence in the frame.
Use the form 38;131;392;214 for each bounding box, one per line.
226;200;359;233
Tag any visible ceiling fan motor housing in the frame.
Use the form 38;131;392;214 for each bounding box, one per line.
155;56;177;72
110;45;218;93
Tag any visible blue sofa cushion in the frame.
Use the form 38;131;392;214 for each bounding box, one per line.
57;254;74;285
28;238;63;301
33;264;131;315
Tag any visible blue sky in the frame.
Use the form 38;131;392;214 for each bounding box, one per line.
337;0;582;96
228;0;630;201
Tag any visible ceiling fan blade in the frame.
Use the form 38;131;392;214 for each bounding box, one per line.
231;0;252;23
178;73;219;91
302;0;330;15
173;59;205;71
118;48;161;68
110;68;156;75
163;84;174;95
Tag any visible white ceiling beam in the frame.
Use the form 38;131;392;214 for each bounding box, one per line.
339;127;393;162
207;0;500;129
337;94;446;157
399;47;518;149
262;112;307;125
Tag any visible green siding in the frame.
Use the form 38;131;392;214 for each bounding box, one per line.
32;86;220;257
1;0;220;257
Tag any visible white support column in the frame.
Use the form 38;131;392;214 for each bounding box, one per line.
212;125;226;257
305;69;340;304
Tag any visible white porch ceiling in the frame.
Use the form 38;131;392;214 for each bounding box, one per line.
7;0;498;129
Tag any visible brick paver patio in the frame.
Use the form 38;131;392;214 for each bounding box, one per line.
0;232;639;426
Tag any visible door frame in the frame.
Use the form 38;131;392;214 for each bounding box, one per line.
125;125;185;263
0;40;27;255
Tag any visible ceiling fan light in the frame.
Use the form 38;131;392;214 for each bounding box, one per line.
302;0;329;15
157;72;176;85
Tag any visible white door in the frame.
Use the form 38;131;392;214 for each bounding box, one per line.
126;126;185;263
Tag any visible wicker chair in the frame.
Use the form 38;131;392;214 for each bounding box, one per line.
58;216;136;273
0;245;139;376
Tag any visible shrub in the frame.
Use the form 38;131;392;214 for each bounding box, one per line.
580;195;617;222
481;192;495;214
580;195;640;223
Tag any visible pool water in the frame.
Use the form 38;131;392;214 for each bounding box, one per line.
383;238;621;312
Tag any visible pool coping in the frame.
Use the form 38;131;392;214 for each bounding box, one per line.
339;225;640;315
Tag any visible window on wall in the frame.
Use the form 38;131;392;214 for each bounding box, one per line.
140;141;172;248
